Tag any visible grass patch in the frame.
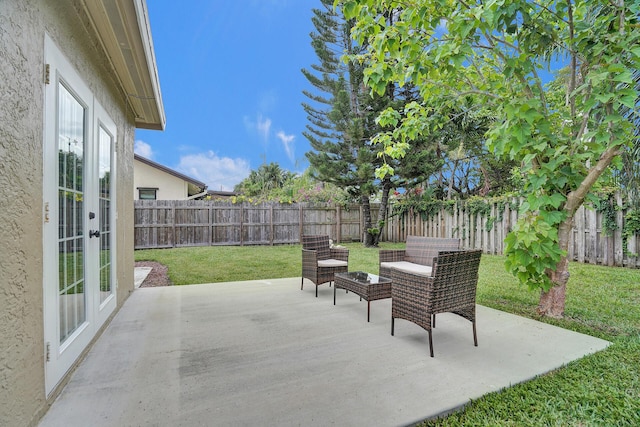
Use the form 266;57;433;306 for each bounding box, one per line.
135;243;640;425
420;335;640;426
134;242;405;285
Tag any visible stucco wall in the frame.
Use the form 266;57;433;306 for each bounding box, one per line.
0;1;137;425
134;158;190;200
0;1;47;424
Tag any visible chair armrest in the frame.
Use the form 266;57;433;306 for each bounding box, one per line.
329;248;349;262
391;271;433;301
302;248;318;263
379;249;406;263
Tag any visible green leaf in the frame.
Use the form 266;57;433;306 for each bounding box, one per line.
620;94;637;109
613;69;633;83
548;193;566;209
529;173;547;190
341;1;357;18
540;209;565;225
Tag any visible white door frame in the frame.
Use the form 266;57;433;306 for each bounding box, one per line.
93;102;117;328
43;34;117;395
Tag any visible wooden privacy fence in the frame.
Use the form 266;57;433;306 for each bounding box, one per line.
134;200;368;249
134;198;640;268
385;195;640;268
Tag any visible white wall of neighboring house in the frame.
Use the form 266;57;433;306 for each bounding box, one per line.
134;157;192;200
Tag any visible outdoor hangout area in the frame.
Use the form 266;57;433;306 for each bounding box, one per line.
39;236;639;426
5;1;640;425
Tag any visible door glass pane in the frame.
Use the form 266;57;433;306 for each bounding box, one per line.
58;83;86;343
98;125;112;304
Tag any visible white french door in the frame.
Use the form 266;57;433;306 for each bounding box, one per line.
43;35;117;395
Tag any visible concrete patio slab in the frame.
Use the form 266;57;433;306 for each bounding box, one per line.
39;278;610;427
134;267;152;288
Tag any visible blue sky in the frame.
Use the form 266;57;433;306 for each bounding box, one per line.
135;1;319;191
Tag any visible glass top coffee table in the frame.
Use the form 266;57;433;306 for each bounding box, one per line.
333;271;392;322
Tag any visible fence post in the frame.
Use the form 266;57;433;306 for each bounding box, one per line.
270;204;274;246
489;204;495;254
360;204;364;242
615;193;624;266
240;203;244;246
299;204;303;241
336;205;342;243
208;203;213;246
575;205;585;263
171;201;176;248
588;207;597;264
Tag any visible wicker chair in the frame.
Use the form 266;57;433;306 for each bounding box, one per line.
301;235;349;297
379;236;460;279
391;249;482;357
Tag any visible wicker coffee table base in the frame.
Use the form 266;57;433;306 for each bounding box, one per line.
334;272;392;322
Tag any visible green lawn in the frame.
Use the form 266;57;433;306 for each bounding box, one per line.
135;243;640;425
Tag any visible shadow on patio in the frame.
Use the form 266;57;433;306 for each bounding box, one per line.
40;277;609;427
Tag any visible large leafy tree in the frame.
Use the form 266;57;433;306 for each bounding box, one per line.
303;1;449;246
339;0;640;317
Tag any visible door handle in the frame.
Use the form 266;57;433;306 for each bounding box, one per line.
89;230;100;238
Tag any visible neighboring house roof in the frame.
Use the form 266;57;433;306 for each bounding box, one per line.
79;0;165;130
208;190;237;198
135;154;207;193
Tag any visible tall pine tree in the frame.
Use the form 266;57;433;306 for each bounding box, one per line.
302;0;397;246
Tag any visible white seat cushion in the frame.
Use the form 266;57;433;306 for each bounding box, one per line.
380;261;432;277
318;259;348;267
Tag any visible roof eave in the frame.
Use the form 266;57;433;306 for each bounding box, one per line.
80;0;166;130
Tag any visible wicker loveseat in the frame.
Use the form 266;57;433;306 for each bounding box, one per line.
301;235;349;297
379;236;461;279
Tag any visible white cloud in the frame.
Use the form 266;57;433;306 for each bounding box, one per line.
276;131;295;163
134;140;154;159
244;113;274;153
243;114;272;143
177;151;251;192
256;114;272;141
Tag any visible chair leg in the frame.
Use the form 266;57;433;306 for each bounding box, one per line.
315;284;318;298
428;330;434;357
391;317;395;336
432;313;436;328
472;320;478;347
301;277;304;290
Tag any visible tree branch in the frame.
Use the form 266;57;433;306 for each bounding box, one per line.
454;89;501;99
565;145;622;216
530;0;571;25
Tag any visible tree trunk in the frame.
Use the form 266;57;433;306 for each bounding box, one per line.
479;165;491;196
361;195;375;247
447;160;458;200
372;178;393;246
539;215;573;318
539;256;568;318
